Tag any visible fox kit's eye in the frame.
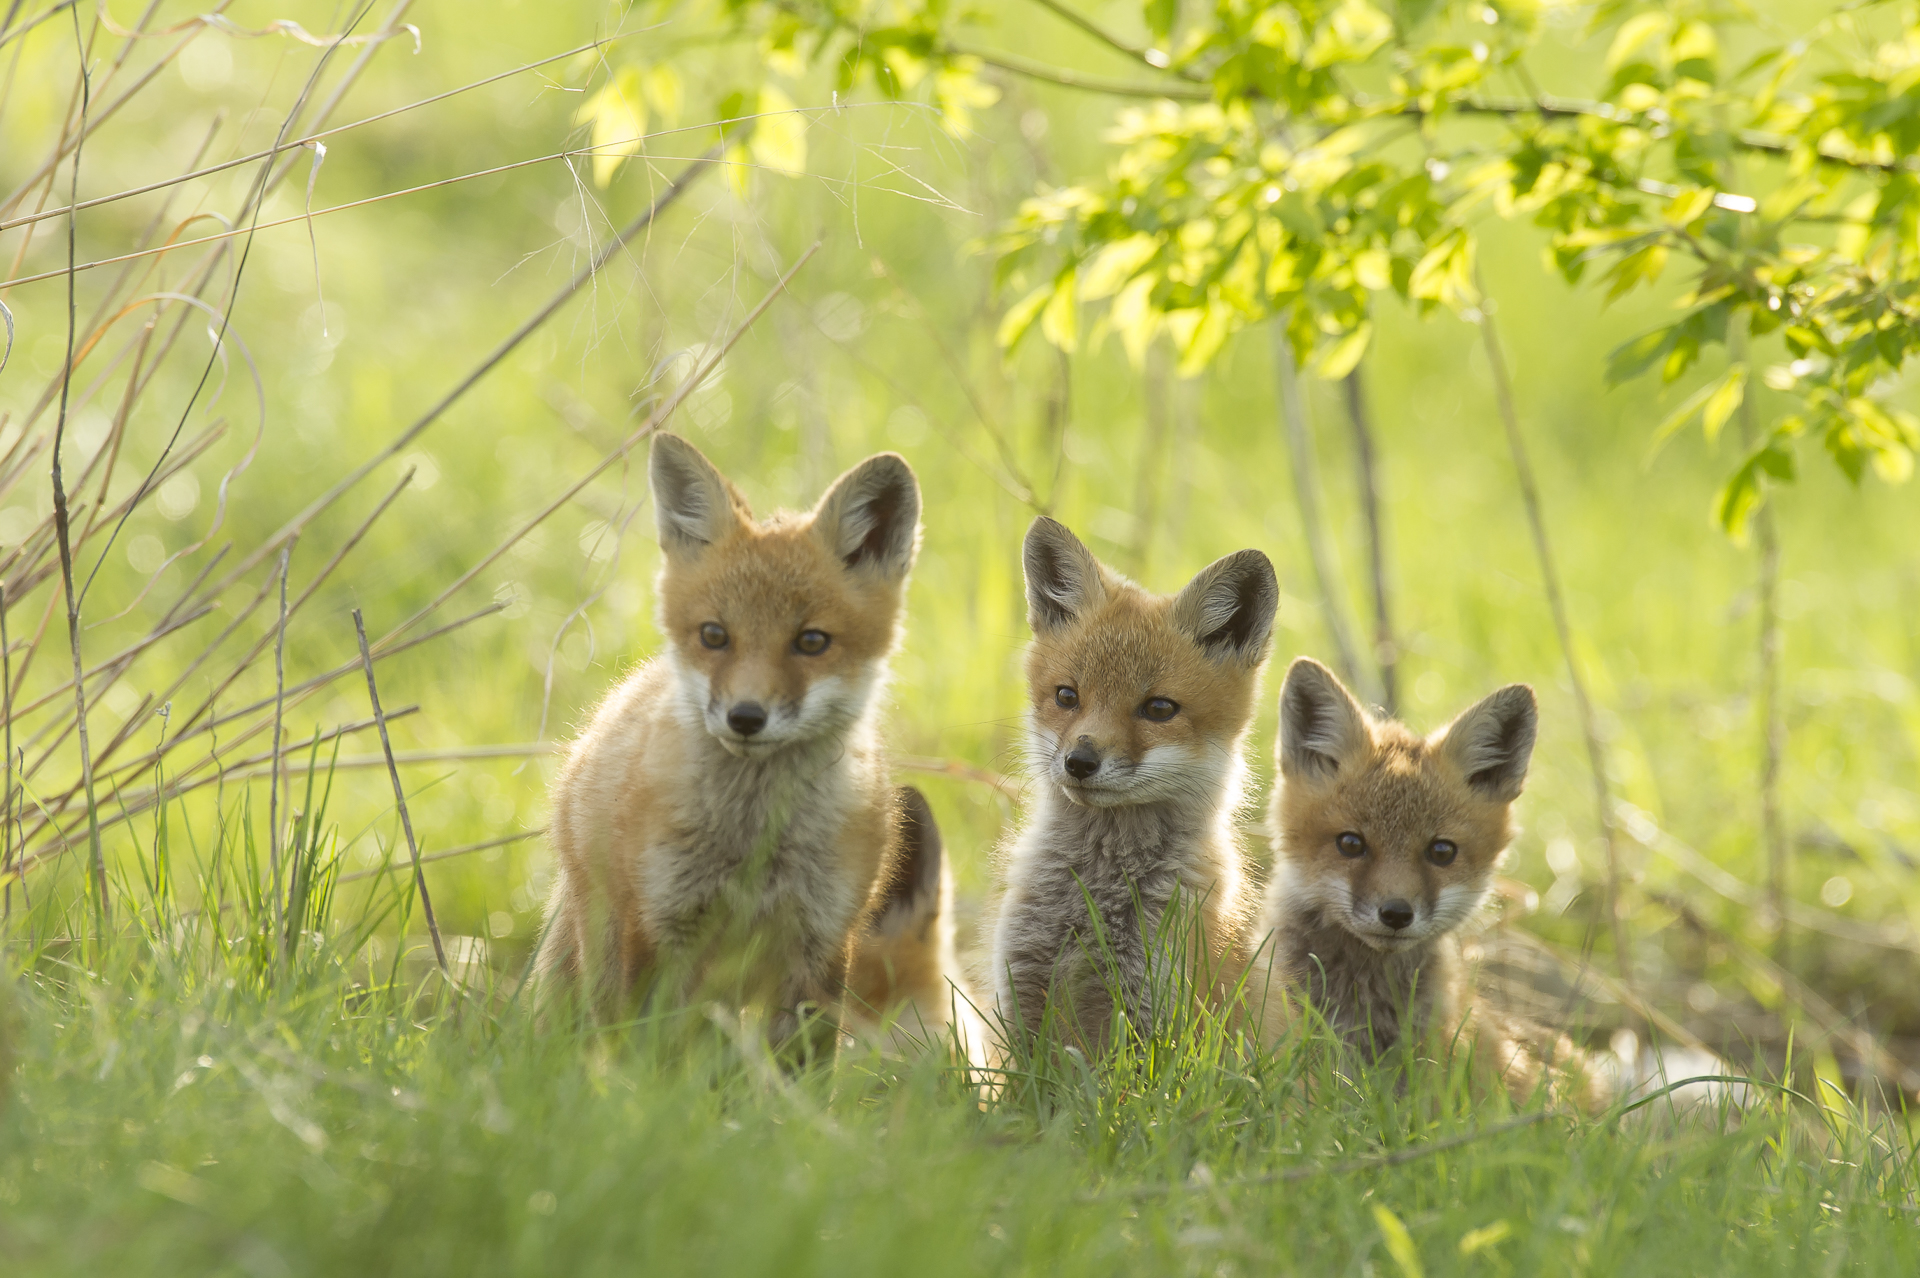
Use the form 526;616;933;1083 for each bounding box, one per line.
1336;831;1366;859
794;629;831;655
1426;838;1458;867
1141;697;1179;722
699;622;728;650
1055;686;1079;710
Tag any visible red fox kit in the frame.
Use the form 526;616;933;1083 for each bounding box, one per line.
1256;658;1605;1110
846;786;989;1065
535;433;922;1060
990;518;1277;1054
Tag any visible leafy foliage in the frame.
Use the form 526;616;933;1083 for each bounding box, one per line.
628;0;1920;531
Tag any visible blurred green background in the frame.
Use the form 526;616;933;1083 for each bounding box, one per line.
2;0;1915;1063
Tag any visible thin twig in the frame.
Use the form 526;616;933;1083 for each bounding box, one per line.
1730;319;1789;964
268;542;292;953
1614;800;1918;955
380;238;820;646
178;148;719;609
1343;364;1397;716
353;608;444;974
1093;1111;1556;1199
953;43;1210;100
1649;890;1920;1093
51;2;107;933
336;829;546;886
1271;321;1364;689
1477;293;1630;982
0;31;649;232
2;583;12;922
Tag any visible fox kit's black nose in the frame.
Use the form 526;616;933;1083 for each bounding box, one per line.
1379;899;1414;931
1064;743;1101;779
726;702;768;736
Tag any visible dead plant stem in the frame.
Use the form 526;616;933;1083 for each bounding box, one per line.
353;607;445;974
1271;321;1364;689
51;3;107;932
268;543;291;952
1731;318;1789;965
1476;297;1631;982
1343;363;1397;715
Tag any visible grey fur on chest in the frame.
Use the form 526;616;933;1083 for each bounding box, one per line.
1279;912;1454;1061
999;801;1215;1039
641;737;857;945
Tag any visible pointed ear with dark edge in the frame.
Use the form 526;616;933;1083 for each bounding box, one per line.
815;453;921;579
874;786;944;933
1023;517;1105;634
1172;549;1278;666
1440;684;1537;802
650;433;742;555
1278;658;1370;783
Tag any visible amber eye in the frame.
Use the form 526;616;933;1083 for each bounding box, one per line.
795;629;831;656
699;622;728;650
1055;686;1079;710
1426;839;1458;867
1336;831;1366;859
1141;697;1179;722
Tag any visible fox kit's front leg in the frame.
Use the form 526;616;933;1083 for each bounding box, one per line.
537;432;923;1063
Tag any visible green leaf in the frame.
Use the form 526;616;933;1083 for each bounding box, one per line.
750;86;808;176
1607;327;1673;386
1700;364;1746;443
1605;12;1671;75
1372;1204;1424;1278
1314;322;1372;379
1663;187;1714;227
1040;268;1079;352
995;284;1052;351
1145;0;1176;42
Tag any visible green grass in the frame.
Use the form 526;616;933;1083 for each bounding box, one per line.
5;0;1920;1269
4;910;1916;1276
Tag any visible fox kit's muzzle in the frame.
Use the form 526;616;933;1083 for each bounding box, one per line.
725;701;768;737
1063;739;1101;779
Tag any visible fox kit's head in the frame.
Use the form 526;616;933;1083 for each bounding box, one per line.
649;433;920;756
1272;658;1537;952
1021;518;1277;808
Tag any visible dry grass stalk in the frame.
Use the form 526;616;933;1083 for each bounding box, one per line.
353;607;445;974
1477;295;1633;984
1342;364;1397;716
267;542;291;951
1270;321;1365;693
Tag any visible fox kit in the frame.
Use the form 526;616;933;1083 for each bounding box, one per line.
846;786;989;1065
536;433;921;1059
1256;658;1605;1110
990;518;1278;1053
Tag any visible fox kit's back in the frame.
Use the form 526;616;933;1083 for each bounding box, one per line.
536;433;923;1059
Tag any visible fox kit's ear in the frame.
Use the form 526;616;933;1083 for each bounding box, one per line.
650;433;742;555
1023;517;1105;633
1172;549;1278;666
1439;684;1537;802
1278;657;1370;783
816;453;921;579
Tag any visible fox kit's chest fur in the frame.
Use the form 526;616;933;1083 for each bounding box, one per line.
988;519;1277;1051
994;792;1250;1044
1269;901;1462;1059
636;688;877;953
